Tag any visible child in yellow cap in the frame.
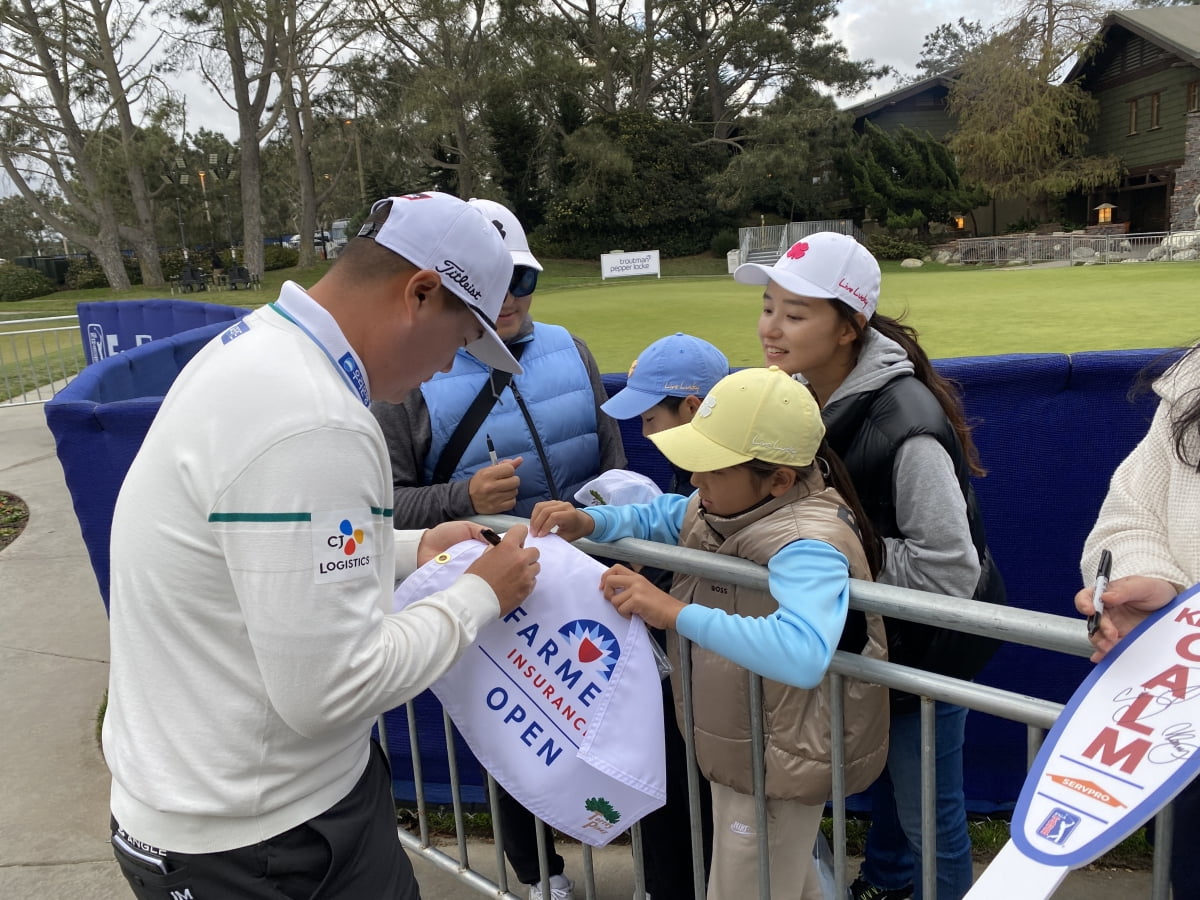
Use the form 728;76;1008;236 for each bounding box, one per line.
531;366;889;900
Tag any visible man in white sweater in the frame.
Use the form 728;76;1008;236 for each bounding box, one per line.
104;192;542;899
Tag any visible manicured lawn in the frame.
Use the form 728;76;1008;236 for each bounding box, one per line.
531;260;1200;372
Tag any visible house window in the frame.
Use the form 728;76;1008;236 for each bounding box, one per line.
1189;81;1199;113
1128;98;1139;135
1151;92;1161;129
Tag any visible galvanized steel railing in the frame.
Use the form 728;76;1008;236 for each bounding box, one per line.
386;515;1167;900
0;315;81;406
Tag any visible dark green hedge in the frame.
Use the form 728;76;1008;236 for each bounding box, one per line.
0;263;56;301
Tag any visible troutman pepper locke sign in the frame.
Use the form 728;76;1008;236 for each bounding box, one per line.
393;534;666;846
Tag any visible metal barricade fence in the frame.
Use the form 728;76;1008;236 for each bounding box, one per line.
738;221;863;267
389;516;1172;900
0;315;81;407
956;231;1180;266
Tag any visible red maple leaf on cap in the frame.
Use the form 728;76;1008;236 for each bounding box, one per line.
786;241;809;260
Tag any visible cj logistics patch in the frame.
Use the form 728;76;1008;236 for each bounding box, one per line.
311;509;373;583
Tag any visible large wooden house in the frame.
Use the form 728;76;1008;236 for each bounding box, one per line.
1065;7;1200;233
846;7;1200;236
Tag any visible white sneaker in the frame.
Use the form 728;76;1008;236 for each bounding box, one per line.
528;874;574;900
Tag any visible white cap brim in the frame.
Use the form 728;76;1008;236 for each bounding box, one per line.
733;262;835;300
465;310;523;374
511;249;543;272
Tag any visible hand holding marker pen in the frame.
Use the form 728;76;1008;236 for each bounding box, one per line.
1087;549;1113;637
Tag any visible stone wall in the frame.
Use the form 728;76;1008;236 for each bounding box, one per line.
1170;111;1200;232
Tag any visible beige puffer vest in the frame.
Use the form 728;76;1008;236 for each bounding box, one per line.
668;471;889;803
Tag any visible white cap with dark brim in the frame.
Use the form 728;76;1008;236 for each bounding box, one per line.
363;192;522;374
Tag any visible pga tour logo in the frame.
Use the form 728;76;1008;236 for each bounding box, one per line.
1036;808;1081;846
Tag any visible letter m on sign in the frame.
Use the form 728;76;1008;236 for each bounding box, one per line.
1082;727;1152;774
170;890;195;900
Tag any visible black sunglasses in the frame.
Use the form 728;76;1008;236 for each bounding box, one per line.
509;265;538;298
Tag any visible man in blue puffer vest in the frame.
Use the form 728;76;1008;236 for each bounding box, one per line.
372;198;625;900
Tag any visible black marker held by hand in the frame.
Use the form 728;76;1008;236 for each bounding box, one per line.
480;528;502;546
1087;549;1113;638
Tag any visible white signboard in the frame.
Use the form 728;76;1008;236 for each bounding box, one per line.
967;582;1200;898
600;250;661;280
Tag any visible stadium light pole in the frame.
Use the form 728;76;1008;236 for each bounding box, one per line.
207;152;238;262
344;118;367;208
159;157;192;261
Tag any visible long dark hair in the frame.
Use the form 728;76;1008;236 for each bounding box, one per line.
831;303;985;477
1166;345;1200;472
742;440;884;579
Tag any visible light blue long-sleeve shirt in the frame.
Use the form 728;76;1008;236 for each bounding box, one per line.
586;495;850;689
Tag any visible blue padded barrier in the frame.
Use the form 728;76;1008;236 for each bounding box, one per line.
44;321;234;613
77;299;249;365
43;343;1183;812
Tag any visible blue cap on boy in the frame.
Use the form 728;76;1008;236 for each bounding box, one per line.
602;333;729;420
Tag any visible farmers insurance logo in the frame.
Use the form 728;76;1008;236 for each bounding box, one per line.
558;620;621;681
312;511;372;583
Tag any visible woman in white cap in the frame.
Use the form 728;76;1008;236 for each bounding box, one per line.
734;233;1006;900
531;366;890;900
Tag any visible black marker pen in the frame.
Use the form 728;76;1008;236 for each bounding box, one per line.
480;528;502;546
1087;549;1113;637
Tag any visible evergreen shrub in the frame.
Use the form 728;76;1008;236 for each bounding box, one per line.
0;263;56;301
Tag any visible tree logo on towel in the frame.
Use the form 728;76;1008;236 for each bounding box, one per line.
585;797;620;824
582;796;622;837
558;620;621;681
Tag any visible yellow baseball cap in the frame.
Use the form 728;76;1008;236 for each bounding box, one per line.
648;366;824;472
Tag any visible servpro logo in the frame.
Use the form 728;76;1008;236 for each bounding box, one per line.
312;511;373;583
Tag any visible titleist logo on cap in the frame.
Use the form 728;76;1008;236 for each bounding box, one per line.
436;259;483;301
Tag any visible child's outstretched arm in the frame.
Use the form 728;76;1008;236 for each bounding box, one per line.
529;501;595;541
602;564;685;630
530;493;691;545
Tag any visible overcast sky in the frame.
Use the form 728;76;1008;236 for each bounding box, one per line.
828;0;1008;107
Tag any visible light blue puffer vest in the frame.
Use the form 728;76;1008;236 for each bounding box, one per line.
421;323;600;516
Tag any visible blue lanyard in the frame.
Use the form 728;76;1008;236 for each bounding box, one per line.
269;289;371;407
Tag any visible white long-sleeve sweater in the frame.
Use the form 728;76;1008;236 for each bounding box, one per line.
103;283;499;853
1082;351;1200;589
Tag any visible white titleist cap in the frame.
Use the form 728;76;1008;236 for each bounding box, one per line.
361;192;520;373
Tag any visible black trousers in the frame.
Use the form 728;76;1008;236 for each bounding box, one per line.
111;741;419;900
496;782;566;885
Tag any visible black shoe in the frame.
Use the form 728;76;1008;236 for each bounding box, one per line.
849;877;913;900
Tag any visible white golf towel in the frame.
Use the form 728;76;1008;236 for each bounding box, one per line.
393;534;667;845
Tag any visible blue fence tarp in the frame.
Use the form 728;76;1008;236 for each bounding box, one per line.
77;298;248;365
